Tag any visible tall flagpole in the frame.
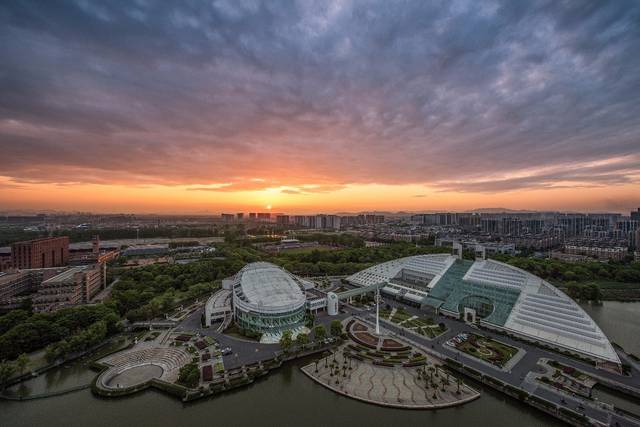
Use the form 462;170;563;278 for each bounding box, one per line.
375;287;380;335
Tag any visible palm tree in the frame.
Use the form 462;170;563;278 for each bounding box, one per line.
456;377;462;395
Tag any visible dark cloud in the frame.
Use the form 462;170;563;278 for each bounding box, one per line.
0;0;639;192
433;155;640;192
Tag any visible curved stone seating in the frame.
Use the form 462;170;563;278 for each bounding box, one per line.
99;345;191;389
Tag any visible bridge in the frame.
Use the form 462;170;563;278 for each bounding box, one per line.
335;282;386;300
130;321;177;329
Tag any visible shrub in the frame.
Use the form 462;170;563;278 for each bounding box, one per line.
177;362;200;388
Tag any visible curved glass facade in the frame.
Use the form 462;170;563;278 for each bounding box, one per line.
235;305;306;333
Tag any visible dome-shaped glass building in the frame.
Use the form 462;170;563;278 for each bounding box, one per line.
230;262;307;334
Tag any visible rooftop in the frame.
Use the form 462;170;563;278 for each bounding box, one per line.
234;262;305;310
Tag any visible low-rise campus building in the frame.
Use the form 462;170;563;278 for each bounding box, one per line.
32;264;106;313
0;267;68;313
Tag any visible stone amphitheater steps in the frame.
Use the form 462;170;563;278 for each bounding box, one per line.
101;346;191;380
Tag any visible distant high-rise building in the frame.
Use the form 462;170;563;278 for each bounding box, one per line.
236;213;244;220
481;218;500;234
221;213;234;222
327;215;341;230
257;212;271;221
631;208;640;221
559;214;588;237
248;212;256;220
11;237;69;269
276;215;289;226
501;217;523;236
524;219;544;235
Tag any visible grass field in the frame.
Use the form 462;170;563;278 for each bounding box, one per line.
456;333;519;367
277;245;337;255
380;308;447;339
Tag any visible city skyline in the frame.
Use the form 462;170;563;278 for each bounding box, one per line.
1;1;639;214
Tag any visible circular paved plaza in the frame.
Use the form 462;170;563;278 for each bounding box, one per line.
302;349;479;409
302;319;479;409
106;364;164;388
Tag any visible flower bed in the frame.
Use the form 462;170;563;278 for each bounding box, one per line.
352;331;379;349
381;338;410;352
352;323;367;332
202;365;213;382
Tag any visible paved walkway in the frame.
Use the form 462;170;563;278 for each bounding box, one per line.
302;347;479;409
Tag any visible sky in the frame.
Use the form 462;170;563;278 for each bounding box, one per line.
1;0;639;214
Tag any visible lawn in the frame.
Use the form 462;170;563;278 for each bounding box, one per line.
455;333;519;367
381;308;447;338
278;245;336;255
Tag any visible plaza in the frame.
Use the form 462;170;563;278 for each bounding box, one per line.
302;318;479;409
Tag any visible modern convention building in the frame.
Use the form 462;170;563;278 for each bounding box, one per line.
347;253;621;370
227;262;307;336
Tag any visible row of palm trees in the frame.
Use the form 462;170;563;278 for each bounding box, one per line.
415;365;463;396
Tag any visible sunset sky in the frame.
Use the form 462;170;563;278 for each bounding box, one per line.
1;1;639;214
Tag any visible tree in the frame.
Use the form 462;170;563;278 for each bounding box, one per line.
566;283;581;300
0;361;16;388
305;313;316;328
279;330;293;351
330;320;343;337
584;284;602;302
314;324;326;341
16;353;29;375
177;362;200;388
295;332;309;349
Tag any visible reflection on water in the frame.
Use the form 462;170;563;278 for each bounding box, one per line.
580;301;640;355
4;338;126;398
592;384;640;416
4;361;95;398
